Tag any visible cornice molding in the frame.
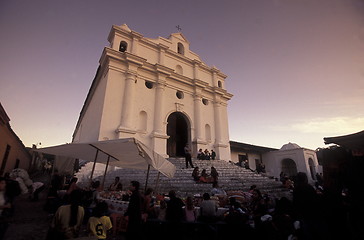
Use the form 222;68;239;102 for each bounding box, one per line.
157;43;170;51
99;47;233;101
109;25;228;80
130;30;143;39
154;64;174;76
116;126;137;134
124;52;147;66
193;78;208;88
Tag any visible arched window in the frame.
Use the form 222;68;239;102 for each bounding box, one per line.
218;81;222;88
177;42;184;55
176;65;183;75
138;111;147;132
205;124;211;142
119;41;128;52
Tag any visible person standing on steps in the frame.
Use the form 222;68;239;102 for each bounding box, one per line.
184;143;194;169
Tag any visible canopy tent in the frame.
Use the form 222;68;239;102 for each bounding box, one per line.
34;138;176;187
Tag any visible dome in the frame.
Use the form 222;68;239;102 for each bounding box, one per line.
280;142;301;150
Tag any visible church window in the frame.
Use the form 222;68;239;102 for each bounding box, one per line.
119;41;128;52
218;81;222;88
145;81;154;89
176;90;184;99
202;98;209;105
205;124;211;142
177;42;184;55
176;65;183;75
138;111;147;132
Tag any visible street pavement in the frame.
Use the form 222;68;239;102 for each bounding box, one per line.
3;172;51;240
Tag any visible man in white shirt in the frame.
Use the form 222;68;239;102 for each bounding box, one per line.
199;193;218;222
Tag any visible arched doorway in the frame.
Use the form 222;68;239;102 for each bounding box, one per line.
167;112;189;157
281;158;298;178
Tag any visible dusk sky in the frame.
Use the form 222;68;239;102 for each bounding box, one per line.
1;0;363;150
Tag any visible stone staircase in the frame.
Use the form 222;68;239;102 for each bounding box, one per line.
75;158;291;199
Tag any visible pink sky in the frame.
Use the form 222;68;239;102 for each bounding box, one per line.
0;0;363;150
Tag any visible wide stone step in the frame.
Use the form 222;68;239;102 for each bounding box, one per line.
75;158;290;198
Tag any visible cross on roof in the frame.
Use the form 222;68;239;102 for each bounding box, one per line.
176;25;182;32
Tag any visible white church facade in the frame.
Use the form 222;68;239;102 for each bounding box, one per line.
72;24;321;183
72;24;233;160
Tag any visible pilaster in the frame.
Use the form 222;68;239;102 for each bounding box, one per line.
116;70;138;136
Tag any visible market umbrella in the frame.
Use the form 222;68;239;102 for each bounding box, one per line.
35;138;176;188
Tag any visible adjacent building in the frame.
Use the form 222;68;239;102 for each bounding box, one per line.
0;103;32;176
230;141;321;184
263;142;321;183
229;141;277;169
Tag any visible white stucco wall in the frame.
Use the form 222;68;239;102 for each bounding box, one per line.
73;72;108;143
98;69;125;141
262;146;321;184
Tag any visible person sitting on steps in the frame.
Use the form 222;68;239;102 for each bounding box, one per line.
192;167;200;182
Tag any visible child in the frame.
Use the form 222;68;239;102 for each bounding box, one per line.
184;196;196;222
88;201;112;240
157;200;167;221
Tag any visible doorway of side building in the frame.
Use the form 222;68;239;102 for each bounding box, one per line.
238;154;248;167
167;112;190;157
281;158;298;178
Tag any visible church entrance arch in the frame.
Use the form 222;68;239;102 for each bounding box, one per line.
166;112;190;157
281;158;298;178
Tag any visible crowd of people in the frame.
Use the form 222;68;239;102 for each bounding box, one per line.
184;144;218;169
0;165;354;240
44;174;120;239
42;171;341;239
192;166;219;183
197;149;216;160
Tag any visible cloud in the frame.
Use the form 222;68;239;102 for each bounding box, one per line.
290;117;364;134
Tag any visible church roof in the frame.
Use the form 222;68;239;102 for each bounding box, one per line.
280;142;301;150
119;24;131;32
230;141;277;153
0;102;10;125
168;32;190;44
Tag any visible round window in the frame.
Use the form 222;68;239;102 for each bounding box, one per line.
176;91;184;99
145;81;153;89
202;98;209;105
